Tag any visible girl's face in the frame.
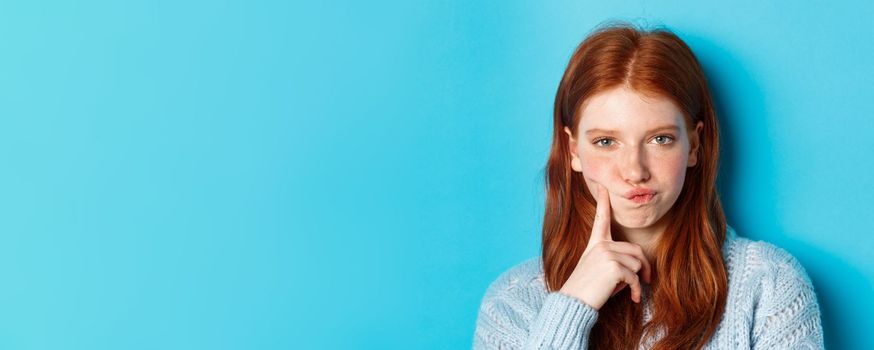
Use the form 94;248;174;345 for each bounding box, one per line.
564;86;703;231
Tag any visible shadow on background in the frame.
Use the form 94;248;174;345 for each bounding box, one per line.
688;34;868;349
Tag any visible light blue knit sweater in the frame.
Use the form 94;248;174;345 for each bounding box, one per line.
473;226;824;349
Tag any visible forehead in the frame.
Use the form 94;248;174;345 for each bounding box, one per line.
577;86;687;133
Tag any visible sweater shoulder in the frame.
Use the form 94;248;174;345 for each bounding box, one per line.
723;227;819;317
474;257;599;348
722;225;805;274
726;230;813;285
481;256;546;301
476;256;549;323
722;229;824;347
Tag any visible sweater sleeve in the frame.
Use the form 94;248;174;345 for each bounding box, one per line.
750;245;825;349
472;267;599;350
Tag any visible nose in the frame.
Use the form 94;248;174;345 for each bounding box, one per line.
619;145;650;184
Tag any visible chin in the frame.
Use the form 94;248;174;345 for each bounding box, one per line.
615;218;654;229
614;211;663;229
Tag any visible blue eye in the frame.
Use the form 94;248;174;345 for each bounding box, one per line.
652;135;675;145
593;138;614;147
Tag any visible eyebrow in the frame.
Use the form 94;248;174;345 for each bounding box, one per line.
584;125;680;136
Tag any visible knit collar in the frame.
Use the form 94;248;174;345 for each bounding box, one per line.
723;224;739;256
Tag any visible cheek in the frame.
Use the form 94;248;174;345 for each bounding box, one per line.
580;156;610;193
580;157;607;178
655;154;689;187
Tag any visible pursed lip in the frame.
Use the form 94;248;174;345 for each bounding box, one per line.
623;188;656;199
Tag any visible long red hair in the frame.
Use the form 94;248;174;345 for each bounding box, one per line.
542;23;728;349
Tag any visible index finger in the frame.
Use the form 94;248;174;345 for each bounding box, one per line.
590;184;613;243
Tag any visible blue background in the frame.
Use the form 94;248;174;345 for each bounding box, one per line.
1;0;871;349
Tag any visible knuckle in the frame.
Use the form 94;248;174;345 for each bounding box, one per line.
627;276;640;287
608;261;623;273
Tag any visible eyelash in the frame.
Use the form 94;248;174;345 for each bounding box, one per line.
592;135;675;148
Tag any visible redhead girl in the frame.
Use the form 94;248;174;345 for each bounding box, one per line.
472;23;824;349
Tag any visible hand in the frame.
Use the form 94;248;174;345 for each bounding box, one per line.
558;184;652;310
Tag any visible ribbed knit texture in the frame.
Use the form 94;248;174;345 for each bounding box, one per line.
472;226;824;349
